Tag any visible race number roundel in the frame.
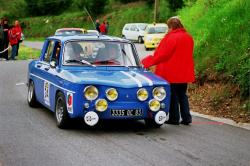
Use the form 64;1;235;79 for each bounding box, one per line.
84;111;99;126
154;111;167;125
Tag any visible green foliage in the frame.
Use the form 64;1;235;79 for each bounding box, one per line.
24;0;72;16
179;0;250;97
75;0;108;16
167;0;184;11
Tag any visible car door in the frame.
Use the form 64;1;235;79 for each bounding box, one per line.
129;24;139;41
34;40;57;109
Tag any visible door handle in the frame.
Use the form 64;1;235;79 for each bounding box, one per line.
36;64;42;68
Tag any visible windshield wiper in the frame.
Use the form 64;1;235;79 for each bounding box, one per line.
65;59;96;67
121;49;133;67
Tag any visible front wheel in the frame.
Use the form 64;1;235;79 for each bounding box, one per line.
138;36;143;43
27;80;38;107
55;92;70;129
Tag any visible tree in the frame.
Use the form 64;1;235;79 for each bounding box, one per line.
25;0;72;16
167;0;184;11
75;0;107;16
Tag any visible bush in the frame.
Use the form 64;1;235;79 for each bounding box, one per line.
25;0;72;16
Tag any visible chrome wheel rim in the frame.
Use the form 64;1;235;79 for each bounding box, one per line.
28;82;33;102
56;97;64;123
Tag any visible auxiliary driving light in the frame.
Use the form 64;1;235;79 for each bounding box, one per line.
137;88;148;101
149;99;160;112
84;85;98;101
153;87;166;101
106;88;118;101
95;99;108;112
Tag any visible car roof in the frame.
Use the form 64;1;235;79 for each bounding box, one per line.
47;35;131;43
55;28;85;32
147;23;167;27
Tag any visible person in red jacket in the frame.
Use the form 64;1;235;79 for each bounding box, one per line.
141;16;195;125
8;25;19;60
99;21;106;35
14;20;22;57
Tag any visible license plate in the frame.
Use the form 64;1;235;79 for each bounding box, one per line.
111;109;142;117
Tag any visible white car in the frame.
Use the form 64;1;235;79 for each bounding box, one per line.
122;23;148;43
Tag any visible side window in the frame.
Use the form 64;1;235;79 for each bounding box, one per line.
130;25;137;31
44;41;55;63
124;25;130;30
51;41;61;65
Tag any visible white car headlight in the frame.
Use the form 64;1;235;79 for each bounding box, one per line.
153;87;166;101
84;85;98;101
106;88;118;101
137;88;148;101
145;36;153;41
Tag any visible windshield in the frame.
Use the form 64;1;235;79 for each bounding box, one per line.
138;24;147;30
147;26;167;34
63;41;139;66
55;30;83;35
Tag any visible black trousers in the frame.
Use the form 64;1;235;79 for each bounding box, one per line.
168;83;192;123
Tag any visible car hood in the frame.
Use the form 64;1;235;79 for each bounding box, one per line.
59;68;168;88
145;33;166;39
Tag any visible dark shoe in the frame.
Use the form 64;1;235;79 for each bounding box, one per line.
165;120;179;125
180;121;191;125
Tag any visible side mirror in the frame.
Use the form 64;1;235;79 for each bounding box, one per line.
50;61;56;68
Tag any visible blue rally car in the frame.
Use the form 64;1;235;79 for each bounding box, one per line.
27;34;170;128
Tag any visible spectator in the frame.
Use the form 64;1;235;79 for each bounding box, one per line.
14;20;22;57
2;17;9;60
8;25;19;60
95;19;100;33
0;18;4;58
141;16;195;125
99;21;106;35
105;20;109;34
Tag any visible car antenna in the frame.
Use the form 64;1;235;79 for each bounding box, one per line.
84;7;100;38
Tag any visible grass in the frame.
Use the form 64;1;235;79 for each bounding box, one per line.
17;45;40;60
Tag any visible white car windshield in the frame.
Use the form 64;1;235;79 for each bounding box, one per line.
63;41;139;66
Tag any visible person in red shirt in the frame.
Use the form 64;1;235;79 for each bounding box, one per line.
14;20;22;57
141;17;195;125
99;21;106;35
8;24;19;60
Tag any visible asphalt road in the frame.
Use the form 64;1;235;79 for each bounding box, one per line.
0;42;249;166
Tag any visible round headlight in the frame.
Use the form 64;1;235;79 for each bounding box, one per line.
137;88;148;101
106;88;118;101
95;99;108;112
84;85;98;101
153;87;166;101
149;99;160;112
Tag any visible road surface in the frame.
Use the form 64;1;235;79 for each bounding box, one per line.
0;42;249;166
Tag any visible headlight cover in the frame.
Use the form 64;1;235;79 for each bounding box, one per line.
153;87;166;101
106;88;118;101
84;85;98;101
137;88;149;101
149;99;160;112
95;99;108;112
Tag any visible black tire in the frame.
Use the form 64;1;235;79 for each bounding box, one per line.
122;35;126;39
145;47;150;51
27;80;38;107
55;92;70;129
145;119;162;128
138;36;143;43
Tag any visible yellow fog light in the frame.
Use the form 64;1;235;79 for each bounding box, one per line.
95;99;108;112
149;99;160;112
106;88;118;101
84;85;98;101
137;88;148;101
153;87;166;101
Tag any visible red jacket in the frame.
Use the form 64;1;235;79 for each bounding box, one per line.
15;25;22;41
99;23;106;34
141;28;195;83
8;27;19;46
